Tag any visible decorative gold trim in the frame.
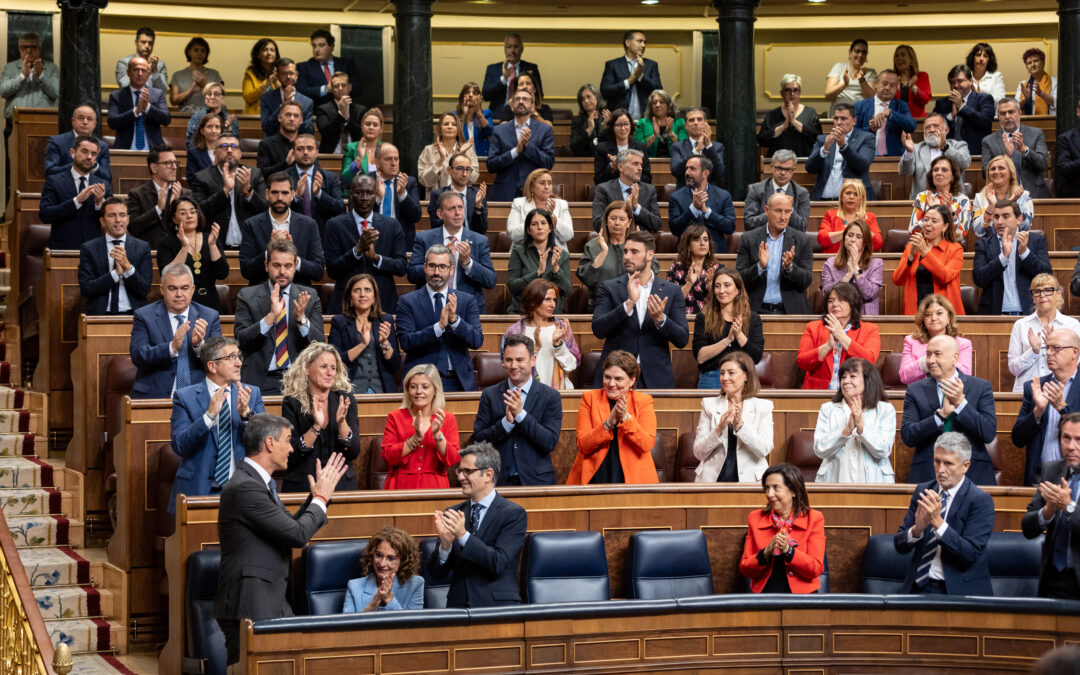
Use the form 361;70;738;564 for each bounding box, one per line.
643;634;709;659
832;632;903;654
982;634;1057;660
572;638;642;663
529;643;566;666
787;633;825;654
711;632;781;656
452;643;523;671
906;632;980;657
0;540;49;675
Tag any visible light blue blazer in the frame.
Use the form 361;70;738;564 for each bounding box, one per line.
342;574;425;612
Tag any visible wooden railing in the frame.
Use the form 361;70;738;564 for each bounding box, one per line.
0;509;53;675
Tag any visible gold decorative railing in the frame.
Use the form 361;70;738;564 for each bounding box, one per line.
0;509;53;675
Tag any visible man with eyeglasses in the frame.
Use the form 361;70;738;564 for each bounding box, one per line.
168;335;265;514
972;199;1050;316
408;191;496;312
805;102;876;200
126;143;192;248
396;244;483;392
428;153;488;234
670;107;724;190
486;89;555;202
898;113;971;201
744;149;810;232
130;262;222;399
1015;330;1080;486
191;134;268;250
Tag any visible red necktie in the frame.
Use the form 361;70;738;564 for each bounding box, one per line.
322;64;332;84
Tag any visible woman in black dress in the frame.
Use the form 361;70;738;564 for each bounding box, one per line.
157;197;229;313
593;107;652;186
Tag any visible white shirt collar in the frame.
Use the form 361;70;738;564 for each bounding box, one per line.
472;487;498;508
243;456;273;486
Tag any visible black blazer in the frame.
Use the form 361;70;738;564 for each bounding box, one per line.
569;114;602;157
190;164;269;236
471;379;563;485
281;390;361;493
670;138;725;190
1056;127;1080;198
933;92;995;160
156;233;230;314
184;145;215;184
234;282;324;390
734;227;813;314
315;100;367;154
425;492;528;607
323;211;407;313
39;171;114;250
256;133;295;176
1013;377;1080;486
482;60;543;110
593;139;652;186
44;131;111;183
591;275;689;388
591;179;661;233
77;235;153;314
126;179;193;248
327;312;401;394
600;56;662;113
106;86;171;149
297;56;360;107
286;164;345;233
971;231;1051;315
1022;458;1080;595
238;211;326;286
428;186;489;234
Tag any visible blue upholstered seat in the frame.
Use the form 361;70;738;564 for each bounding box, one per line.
303;539;367;615
628;530;713;599
183;550;226;675
524;531;610;603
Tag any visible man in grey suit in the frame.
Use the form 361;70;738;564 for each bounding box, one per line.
591;148;661;233
981;97;1050;198
735;193;813;315
234;239;324;395
215;413;347;665
744;150;810;232
898;113;971;200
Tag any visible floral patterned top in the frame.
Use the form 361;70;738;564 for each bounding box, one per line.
667;262;718;315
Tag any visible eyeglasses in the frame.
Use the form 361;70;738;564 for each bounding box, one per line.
425;263;452;272
781;88;800;94
156;160;178;167
1046;345;1079;355
450;165;471;172
455;466;485;477
773;165;795;174
1031;288;1058;297
213;352;244;363
218;143;239;150
851;48;868;55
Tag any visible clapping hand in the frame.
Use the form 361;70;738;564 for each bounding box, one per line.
335;396;350;427
136;88;150;114
208;223;220;249
377;320;392;345
1000;229;1014;258
626;271;642;305
503;387;523;423
1044;379;1065;411
1015;230;1030;255
607;397;628;427
190;318;209;348
780;245;796;270
446;293;458;324
766;530;790;558
1038;478;1074;518
237;384;252;418
516;126;532;153
757;241;769;268
312;395;328;430
293;290;310;324
207;384;227;418
646;293;668;323
901;131;915;154
431;409;446;436
308;453;348;502
171;319;191;352
823;312;846;344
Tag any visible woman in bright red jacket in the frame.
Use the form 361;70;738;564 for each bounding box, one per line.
797;282;881;390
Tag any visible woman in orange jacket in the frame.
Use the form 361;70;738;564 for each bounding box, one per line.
891;204;965;315
567;350;658;485
797;282;881;390
739;463;826;594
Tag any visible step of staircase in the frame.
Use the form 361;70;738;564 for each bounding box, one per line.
7;514;83;548
0;487;72;517
70;653;140;675
45;617;125;654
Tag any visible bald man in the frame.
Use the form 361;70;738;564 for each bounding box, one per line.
372;143;421;248
45;105;111;182
1014;328;1080;486
734;192;813;315
901;335;998;485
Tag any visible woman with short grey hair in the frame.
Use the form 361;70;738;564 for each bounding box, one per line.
757;73;822;157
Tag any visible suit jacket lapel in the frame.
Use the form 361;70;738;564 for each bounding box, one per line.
157;303;175;344
945;479;969;529
475;495;501;538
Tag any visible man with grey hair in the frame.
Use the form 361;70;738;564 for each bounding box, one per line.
894;431;995;595
408;190;496;311
396;244;483;392
670;107;725;190
980;97;1050;198
743;149;810;232
1014;327;1080;486
429;442;527;607
130;262;222;399
591;148;660;233
898;112;971;200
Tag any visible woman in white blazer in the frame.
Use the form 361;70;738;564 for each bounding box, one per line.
692;351;773;483
506;168;573;246
812;357;895;483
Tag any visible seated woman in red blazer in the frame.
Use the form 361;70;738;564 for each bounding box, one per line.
739;463;826;594
567;350;658;485
381;363;461;489
797;282;881;390
891;204;965;315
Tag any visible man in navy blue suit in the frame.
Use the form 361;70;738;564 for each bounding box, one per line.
44;105;110;182
40;134;112;250
592;231;689;388
238;172;325;286
296;29;360;108
396;245;483;392
472;335;562;486
169;335;264;513
894;432;995;595
853;70;916;157
901;335;998;486
371;143;422;248
286;134;344;235
932;65;995;160
130;263;223;399
78;197;152;315
805;103;876;201
408;191;496;312
972;200;1051;315
106;57;171;151
600;30;662;120
482;33;543;114
429;153;488;233
668;155;735;251
324;174;407;314
1013;328;1080;486
670;108;724;189
486;89;555;202
260;58;314;137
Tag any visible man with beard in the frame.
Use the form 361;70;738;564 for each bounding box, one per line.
428;152;488;233
234;238;323;395
324;174;407;313
486;89;555;202
670;107;725;189
667;155;736;251
45;105;111;181
396;244;483;392
40;134;112;250
257;100;303;176
260;57;314;137
591;148;661;233
931;65;995;160
981;97;1050;198
600;30;662;120
78;196;153;315
898;113;971;200
191;134;268;250
126;143;192;248
286;133;344;234
239;172;325;286
408;191;496;312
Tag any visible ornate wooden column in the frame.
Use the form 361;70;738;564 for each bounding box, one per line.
58;3;104;136
1059;0;1080;137
391;0;435;177
712;0;760;200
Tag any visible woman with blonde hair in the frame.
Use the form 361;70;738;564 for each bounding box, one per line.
898;294;973;384
1007;273;1080;393
417;112;479;190
280;342;362;493
817;179;882;253
973;154;1034;237
892;45;931;118
381;364;461;489
342;108;385;184
506;168;573;245
692;351;773;482
343;526;424;612
634;89;686;158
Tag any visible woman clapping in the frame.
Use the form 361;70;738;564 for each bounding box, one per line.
812;358;895;483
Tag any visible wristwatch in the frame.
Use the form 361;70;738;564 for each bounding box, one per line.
1068;501;1076;515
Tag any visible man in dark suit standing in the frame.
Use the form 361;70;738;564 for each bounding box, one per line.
44;105;110;182
238;172;325;286
297;29;360;108
286;134;344;235
324;174;407;314
126;144;191;248
215;414;347;665
371;143;422;248
1022;411;1080;599
669;155;736;251
932;65;995;162
591;148;661;233
40;134;111;250
486;89;555;202
901;335;998;485
260;58;315;137
106;56;170;151
314;72;366;154
853;69;916;157
894;432;995;595
129;262;222;399
670;108;724;189
592;231;688;388
981;97;1051;198
600;30;661;120
1013;329;1080;486
972;200;1051;316
429;442;527;607
409;191;496;312
805;103;876;200
234;239;324;395
743;150;811;232
169;335;264;513
191;134;268;249
735;193;812;314
396;245;483;392
429;153;488;233
472;335;562;486
256;100;303;176
78;197;152;315
482;33;543;115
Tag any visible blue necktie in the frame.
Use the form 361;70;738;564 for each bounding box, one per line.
382;179;394;216
468;503;484;534
133;91;146;150
108;240;123;313
213;387;233;487
434;292;451;372
267;477;279;503
174;315;191;389
914;490;950;588
1052;472;1080;570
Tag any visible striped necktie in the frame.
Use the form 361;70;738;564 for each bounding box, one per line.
174;315;191;389
914;490;950;588
133;90;146;150
214;388;233;487
273;297;290;369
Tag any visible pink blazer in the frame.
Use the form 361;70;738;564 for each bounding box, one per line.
898;335;973;384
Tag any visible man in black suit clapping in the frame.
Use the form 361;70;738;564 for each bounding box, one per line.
78;197;152;315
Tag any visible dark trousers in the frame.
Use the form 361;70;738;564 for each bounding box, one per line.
441;374;463;393
218;618;240;666
261;370;284;396
1041;565;1080;600
918;579;948;595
